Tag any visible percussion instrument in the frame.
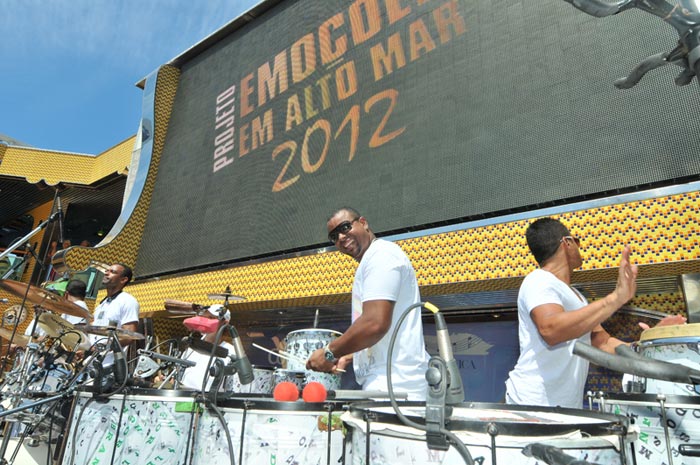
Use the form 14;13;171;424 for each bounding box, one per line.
305;370;342;391
593;392;700;465
0;280;92;320
207;285;245;301
74;324;145;342
59;388;199;465
343;402;632;465
633;323;700;395
0;327;30;347
273;368;306;392
225;365;274;394
2;304;27;326
37;312;90;350
190;397;345;465
284;328;342;371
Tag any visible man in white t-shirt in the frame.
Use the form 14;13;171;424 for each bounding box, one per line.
90;263;140;368
505;217;685;408
307;207;429;400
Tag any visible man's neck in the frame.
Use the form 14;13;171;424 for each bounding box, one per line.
541;260;572;284
106;287;123;298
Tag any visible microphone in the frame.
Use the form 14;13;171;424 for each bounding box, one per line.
229;325;254;385
433;310;464;405
111;336;127;385
56;193;64;246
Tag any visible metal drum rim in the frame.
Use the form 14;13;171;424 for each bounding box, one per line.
286;328;343;337
596;391;700;405
346;401;629;437
638;337;700;346
214;396;347;411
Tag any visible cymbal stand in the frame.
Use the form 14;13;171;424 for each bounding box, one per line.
0;340;50;465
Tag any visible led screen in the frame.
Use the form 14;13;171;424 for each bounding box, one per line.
136;0;700;277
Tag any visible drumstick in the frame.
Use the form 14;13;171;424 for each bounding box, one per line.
251;343;345;373
252;342;291;362
279;349;346;373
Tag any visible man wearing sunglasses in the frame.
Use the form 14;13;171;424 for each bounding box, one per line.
306;207;430;400
505;217;685;408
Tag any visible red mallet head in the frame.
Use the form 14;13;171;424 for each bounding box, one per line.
302;381;327;403
273;381;299;401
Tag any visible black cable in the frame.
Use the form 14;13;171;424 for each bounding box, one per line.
202;400;236;465
386;302;474;465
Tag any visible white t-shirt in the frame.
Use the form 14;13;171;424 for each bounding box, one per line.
505;269;591;408
352;239;429;400
91;291;140;365
180;340;235;391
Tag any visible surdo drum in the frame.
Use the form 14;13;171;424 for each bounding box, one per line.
191;397;345;465
60;389;198;465
593;392;700;465
631;324;700;396
342;402;632;465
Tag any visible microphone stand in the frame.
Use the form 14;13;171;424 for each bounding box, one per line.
386;302;474;465
0;189;63;376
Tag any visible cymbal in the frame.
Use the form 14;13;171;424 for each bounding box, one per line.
0;327;31;347
207;285;245;301
74;324;145;342
0;280;92;321
207;292;245;301
38;313;90;349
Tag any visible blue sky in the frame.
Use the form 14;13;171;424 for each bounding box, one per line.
0;0;260;155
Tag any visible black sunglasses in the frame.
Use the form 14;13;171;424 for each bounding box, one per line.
328;218;360;243
560;236;581;246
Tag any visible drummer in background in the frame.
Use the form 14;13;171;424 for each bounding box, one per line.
505;217;685;409
23;279;89;340
180;304;235;391
306;207;430;401
89;263;140;364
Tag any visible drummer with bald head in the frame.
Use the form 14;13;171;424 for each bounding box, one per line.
306;207;430;400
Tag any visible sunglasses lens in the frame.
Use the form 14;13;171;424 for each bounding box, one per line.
329;221;353;242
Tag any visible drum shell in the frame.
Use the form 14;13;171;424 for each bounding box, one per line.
59;388;199;465
343;401;631;465
594;392;700;465
284;328;342;370
225;365;274;394
273;368;306;391
636;337;700;395
305;370;341;391
191;397;345;465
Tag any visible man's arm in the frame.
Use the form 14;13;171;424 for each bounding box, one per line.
306;299;393;372
531;296;628;347
117;321;139;346
531;245;638;346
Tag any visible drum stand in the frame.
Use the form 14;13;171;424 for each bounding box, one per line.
0;339;79;465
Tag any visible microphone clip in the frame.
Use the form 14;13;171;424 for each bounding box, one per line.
424;356;450;451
